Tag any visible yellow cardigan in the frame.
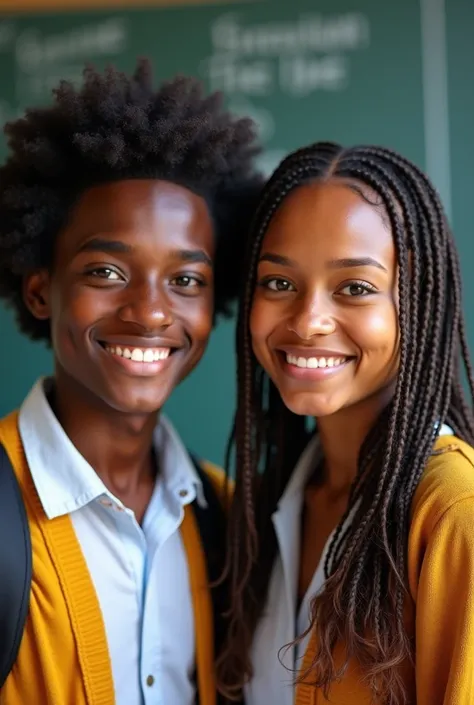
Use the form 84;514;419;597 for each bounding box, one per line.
296;435;474;704
0;411;224;705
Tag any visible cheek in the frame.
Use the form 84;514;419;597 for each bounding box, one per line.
249;297;274;342
249;299;272;362
354;306;399;360
188;300;213;346
178;302;213;381
50;284;101;353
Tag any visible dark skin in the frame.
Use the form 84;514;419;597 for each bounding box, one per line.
250;180;400;597
24;179;215;523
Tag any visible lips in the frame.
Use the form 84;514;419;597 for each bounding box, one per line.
275;346;356;381
285;353;348;369
98;335;183;349
278;346;355;365
103;345;170;363
95;336;184;376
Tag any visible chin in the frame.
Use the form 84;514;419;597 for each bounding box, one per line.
109;399;165;416
99;385;171;416
282;392;342;419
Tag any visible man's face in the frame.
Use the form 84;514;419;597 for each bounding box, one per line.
24;179;215;414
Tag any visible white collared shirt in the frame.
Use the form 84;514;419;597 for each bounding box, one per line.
245;423;455;705
19;378;206;705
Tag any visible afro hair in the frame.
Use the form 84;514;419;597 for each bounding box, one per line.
0;58;263;342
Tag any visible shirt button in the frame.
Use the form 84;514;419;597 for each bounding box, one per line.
146;675;155;687
179;488;188;498
99;498;113;507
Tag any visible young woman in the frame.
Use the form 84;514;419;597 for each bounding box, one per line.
217;142;474;704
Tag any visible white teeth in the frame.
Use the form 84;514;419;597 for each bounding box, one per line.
105;345;171;363
286;354;347;369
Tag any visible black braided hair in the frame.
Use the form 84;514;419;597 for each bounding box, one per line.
0;58;263;342
217;142;474;704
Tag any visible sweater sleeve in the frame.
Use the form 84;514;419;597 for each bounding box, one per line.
415;497;474;705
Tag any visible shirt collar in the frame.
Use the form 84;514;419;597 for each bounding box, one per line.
153;414;207;509
277;434;321;511
18;378;205;519
277;421;455;511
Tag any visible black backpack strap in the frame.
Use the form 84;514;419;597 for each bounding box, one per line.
0;444;32;688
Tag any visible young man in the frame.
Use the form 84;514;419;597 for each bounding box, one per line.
0;60;261;705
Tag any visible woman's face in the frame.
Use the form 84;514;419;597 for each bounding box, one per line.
250;179;400;419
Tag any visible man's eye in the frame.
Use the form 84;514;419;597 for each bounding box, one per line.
170;275;202;287
87;268;121;280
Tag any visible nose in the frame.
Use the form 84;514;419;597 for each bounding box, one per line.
287;292;336;340
118;281;173;331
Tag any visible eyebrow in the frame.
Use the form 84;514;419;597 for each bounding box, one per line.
259;252;386;272
259;253;296;267
327;257;387;272
77;238;212;266
176;249;212;267
78;237;132;254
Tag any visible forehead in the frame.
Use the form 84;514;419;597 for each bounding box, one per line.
262;179;394;263
61;179;214;252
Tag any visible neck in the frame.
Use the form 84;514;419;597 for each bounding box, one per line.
316;385;395;495
50;372;159;494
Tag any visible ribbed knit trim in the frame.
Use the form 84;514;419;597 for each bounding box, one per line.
0;412;115;705
295;633;316;705
181;504;216;705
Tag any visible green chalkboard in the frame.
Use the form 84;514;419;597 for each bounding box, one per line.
0;0;472;463
447;0;474;335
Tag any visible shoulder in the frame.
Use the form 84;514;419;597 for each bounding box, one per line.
409;436;474;567
0;410;20;431
0;411;21;453
411;435;474;530
197;459;233;509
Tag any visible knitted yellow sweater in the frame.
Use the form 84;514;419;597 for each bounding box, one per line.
296;435;474;704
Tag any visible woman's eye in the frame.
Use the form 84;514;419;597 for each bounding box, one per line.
263;278;295;292
170;275;202;288
88;267;121;281
339;281;376;297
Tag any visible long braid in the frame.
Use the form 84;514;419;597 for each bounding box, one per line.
216;142;474;705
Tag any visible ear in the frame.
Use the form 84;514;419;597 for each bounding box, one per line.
23;270;52;321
